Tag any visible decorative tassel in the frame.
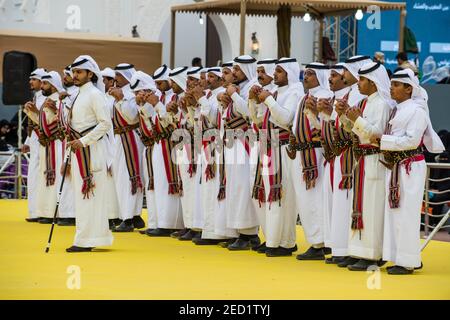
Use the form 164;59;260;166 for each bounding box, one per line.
389;185;400;209
147;178;154;191
339;174;353;190
45;170;56;186
205;164;216;181
217;185;226;201
251;185;266;207
168;182;180;195
81;175;95;199
267;185;282;209
351;211;364;231
303;166;318;190
130;175;143;195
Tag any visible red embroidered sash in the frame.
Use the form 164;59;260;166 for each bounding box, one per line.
138;112;156;190
293;93;320;189
113;107;143;195
39;107;59;186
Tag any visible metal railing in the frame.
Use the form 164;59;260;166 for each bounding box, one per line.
421;162;450;250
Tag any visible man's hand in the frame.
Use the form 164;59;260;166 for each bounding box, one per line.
43;99;57;112
59;91;69;100
178;97;188;113
345;107;362;122
166;101;179;114
335;99;350;117
191;85;205;101
369;133;382;145
305;96;318;116
249;85;261;100
144;92;159;106
135;91;145;105
108;87;124;101
21;145;30;153
317;98;333;116
25;101;39;114
258;89;272;103
226;84;239;97
68;139;83;151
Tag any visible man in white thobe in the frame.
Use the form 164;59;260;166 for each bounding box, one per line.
255;58;305;256
109;63;145;232
342;61;394;270
291;63;333;261
65;55;113;252
23;68;46;222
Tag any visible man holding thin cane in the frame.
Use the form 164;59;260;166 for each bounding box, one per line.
64;55;113;253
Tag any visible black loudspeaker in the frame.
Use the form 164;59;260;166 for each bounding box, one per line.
2;51;37;105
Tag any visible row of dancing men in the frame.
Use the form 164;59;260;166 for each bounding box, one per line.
23;54;443;274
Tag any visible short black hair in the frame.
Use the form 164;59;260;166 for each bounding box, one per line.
395;52;408;61
192;57;202;67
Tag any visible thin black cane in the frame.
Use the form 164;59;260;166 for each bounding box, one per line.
45;147;72;253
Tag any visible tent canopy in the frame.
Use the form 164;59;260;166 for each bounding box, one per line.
172;0;406;18
170;0;407;67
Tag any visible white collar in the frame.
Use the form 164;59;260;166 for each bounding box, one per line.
79;81;94;93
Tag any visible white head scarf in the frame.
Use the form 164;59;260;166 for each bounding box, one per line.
221;61;233;72
358;61;396;108
330;62;345;75
390;68;445;153
63;65;73;79
130;71;156;92
305;62;331;91
41;71;64;93
169;66;188;92
153;64;171;82
207;67;222;78
101;67;116;79
71;55;105;92
276;57;304;93
29;68;47;80
257;58;277;79
187;66;202;80
233;55;257;81
114;63;136;83
344;55;372;81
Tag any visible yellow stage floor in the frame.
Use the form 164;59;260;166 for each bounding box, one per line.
0;200;449;300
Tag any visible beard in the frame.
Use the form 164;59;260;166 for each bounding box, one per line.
41;88;52;96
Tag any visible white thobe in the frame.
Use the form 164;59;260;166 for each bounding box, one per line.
348;92;391;260
380;100;428;269
69;81;113;247
152;91;183;229
224;79;259;234
111;84;144;221
104;93;120;220
261;84;304;248
290;85;333;247
24;91;45;218
198;86;227;239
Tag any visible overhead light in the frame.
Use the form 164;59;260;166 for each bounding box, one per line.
199;14;204;25
303;12;311;22
355;9;364;20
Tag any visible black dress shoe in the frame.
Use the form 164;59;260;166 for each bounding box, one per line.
227;238;251;251
38;217;54;224
415;262;423;270
296;246;325;260
387;265;414;275
58;218;76;226
146;228;173;237
323;247;332;255
132;216;145;229
179;229;198;241
193;238;224;245
254;242;267;253
347;259;378;271
25;218;40;223
66;246;93;253
113;220;134;232
139;228;155;235
337;257;359;268
249;235;261;250
171;228;189;239
218;238;237;248
325;256;347;264
266;246;296;257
